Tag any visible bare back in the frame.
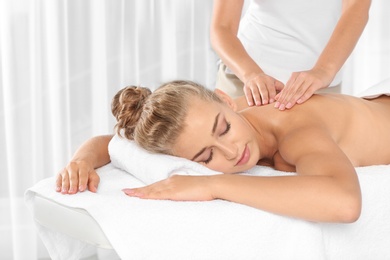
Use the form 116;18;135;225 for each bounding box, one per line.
242;94;390;169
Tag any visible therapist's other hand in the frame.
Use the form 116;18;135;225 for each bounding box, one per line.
243;73;284;106
274;70;333;110
56;160;100;194
123;175;215;201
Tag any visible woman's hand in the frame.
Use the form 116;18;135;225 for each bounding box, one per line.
274;69;333;110
56;160;100;194
243;73;284;106
122;175;216;201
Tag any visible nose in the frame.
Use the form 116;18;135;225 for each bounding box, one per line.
216;141;238;160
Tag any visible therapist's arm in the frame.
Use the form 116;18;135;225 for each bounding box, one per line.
56;134;113;194
210;0;283;106
275;0;371;110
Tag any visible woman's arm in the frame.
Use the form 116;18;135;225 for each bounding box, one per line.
210;0;284;106
123;129;361;223
211;134;361;222
275;0;371;110
56;134;113;194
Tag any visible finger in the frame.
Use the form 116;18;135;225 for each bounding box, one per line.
61;171;70;194
274;88;292;110
296;88;315;104
55;172;63;192
251;84;264;106
87;171;100;193
243;85;255;106
284;77;319;109
68;162;79;194
122;188;144;197
77;164;90;192
277;78;303;110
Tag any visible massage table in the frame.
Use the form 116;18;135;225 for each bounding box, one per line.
25;81;390;259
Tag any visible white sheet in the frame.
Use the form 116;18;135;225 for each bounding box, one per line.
357;77;390;99
25;163;390;259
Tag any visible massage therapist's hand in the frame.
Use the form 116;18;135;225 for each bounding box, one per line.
244;73;284;106
122;175;215;201
56;160;100;194
274;69;333;110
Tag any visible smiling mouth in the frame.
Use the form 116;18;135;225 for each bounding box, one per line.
235;145;250;166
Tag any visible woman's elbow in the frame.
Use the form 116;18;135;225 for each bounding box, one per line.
337;194;362;223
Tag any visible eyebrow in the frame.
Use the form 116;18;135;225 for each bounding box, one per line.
191;113;220;161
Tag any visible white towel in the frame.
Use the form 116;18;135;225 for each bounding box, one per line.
108;134;221;184
25;164;390;259
357;77;390;99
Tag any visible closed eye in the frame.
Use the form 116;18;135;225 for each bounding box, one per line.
221;121;231;136
203;149;214;164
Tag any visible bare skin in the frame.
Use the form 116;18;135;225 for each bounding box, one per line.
57;91;390;222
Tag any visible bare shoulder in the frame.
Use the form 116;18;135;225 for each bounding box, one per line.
277;125;355;176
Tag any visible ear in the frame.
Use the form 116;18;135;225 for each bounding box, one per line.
214;88;238;112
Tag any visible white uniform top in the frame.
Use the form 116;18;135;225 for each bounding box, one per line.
237;0;342;86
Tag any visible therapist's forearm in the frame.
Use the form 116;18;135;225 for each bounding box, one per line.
210;0;264;83
211;30;264;83
313;0;370;79
71;135;113;169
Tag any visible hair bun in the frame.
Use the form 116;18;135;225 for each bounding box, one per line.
111;86;152;139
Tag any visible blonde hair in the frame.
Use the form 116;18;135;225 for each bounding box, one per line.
111;80;222;155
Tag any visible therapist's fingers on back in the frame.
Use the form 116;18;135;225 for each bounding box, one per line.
252;84;265;106
258;77;283;105
296;84;318;104
275;76;303;110
243;86;255;106
283;82;310;109
257;82;271;105
244;81;268;106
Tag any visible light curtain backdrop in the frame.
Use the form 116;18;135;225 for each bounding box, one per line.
0;0;389;259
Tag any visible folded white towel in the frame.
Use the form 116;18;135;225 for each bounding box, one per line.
108;134;221;184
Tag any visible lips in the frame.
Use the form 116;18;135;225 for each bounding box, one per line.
236;144;250;166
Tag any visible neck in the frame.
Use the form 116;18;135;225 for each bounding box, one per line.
240;109;278;161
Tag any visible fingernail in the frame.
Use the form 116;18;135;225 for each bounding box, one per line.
279;104;286;111
69;187;74;193
286;102;292;109
122;189;134;195
274;102;280;108
56;186;61;192
270;98;275;103
79;185;84;191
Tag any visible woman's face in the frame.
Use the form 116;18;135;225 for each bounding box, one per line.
173;97;260;174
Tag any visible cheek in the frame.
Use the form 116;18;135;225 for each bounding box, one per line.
206;156;233;173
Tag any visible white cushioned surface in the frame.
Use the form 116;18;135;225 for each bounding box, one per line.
26;163;390;259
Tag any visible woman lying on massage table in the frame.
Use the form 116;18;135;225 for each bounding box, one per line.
57;80;390;223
